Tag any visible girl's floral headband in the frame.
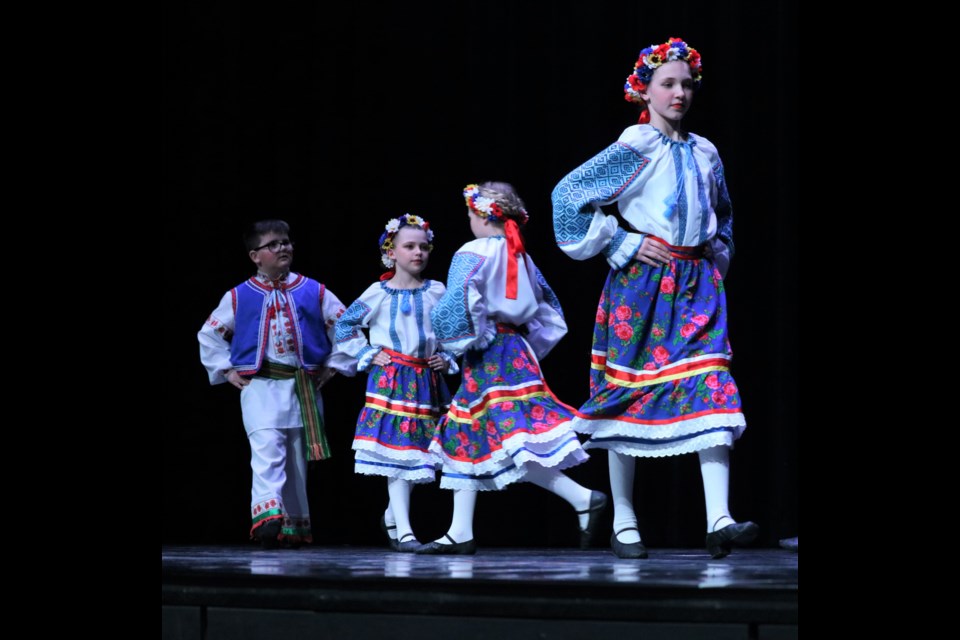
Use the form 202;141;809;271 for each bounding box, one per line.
463;184;529;225
379;214;434;268
624;37;702;106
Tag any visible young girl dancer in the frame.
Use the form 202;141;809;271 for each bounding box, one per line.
418;182;607;555
552;38;757;558
332;214;457;552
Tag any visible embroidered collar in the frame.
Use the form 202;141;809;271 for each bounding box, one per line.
252;271;296;290
648;125;697;148
379;279;431;294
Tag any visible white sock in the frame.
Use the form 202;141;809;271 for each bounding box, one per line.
387;478;416;542
438;489;477;544
699;446;733;532
609;451;641;543
383;503;397;541
523;465;593;529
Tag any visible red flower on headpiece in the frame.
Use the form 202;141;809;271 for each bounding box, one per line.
624;37;702;104
628;76;646;93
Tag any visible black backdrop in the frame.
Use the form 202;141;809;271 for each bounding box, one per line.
163;1;797;548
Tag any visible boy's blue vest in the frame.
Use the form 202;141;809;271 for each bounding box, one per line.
229;274;331;376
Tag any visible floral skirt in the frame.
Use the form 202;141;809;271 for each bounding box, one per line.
353;350;450;482
430;327;588;491
572;246;746;457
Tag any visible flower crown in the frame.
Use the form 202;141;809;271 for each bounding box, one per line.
624;37;702;104
379;214;434;268
463;184;529;225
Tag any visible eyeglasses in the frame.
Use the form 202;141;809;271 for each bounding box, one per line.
254;239;295;253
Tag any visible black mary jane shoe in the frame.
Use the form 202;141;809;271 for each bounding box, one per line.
577;491;608;549
610;526;648;559
414;533;477;555
397;533;422;553
705;519;759;559
380;515;400;552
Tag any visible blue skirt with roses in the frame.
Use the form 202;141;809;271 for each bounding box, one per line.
571;244;747;457
430;327;589;491
353;350;450;482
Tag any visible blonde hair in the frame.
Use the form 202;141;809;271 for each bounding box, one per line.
476;181;528;225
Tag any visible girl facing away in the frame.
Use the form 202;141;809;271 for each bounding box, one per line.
418;182;607;555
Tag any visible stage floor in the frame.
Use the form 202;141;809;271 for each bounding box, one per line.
163;545;798;639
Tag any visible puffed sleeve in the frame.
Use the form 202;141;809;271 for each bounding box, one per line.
693;135;735;279
430;248;492;357
552;134;657;269
320;287;357;376
709;156;734;279
425;280;460;374
327;284;383;375
197;290;235;385
522;257;568;360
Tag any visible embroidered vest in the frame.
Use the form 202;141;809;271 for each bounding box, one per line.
229;274;331;375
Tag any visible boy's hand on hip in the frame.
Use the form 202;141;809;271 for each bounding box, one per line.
226;370;249;389
314;367;336;389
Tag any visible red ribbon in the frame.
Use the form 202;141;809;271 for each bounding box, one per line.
504;219;525;300
379;269;396;281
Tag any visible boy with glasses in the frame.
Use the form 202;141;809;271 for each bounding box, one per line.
199;219;348;548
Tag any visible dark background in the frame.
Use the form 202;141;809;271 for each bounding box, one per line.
163;0;797;549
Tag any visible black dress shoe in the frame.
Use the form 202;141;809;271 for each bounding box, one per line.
705;520;759;559
380;515;400;552
257;520;282;550
414;533;477;555
610;527;648;559
397;533;421;553
577;491;608;549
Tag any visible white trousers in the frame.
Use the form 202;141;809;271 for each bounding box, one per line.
249;427;310;526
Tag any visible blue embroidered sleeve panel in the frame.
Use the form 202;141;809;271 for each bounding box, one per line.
711;159;735;258
335;299;372;346
329;297;378;372
602;227;629;261
551;141;651;262
534;265;564;321
523;261;569;361
430;251;487;356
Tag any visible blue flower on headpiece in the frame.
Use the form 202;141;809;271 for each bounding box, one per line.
379;214;434;269
624;37;702;105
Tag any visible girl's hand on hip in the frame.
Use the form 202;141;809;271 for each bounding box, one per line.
635;237;672;266
428;354;446;371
